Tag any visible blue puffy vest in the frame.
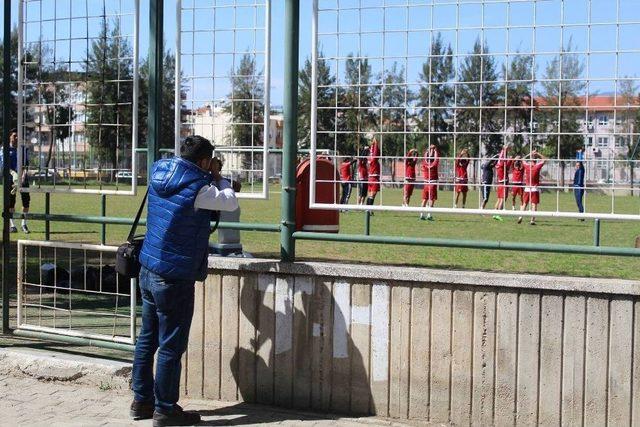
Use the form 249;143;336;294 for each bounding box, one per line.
139;157;213;282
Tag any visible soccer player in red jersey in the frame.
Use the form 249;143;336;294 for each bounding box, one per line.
510;156;525;210
339;156;356;205
518;150;547;225
454;148;470;208
366;138;381;206
356;147;369;205
493;145;512;221
403;148;418;206
420;144;439;221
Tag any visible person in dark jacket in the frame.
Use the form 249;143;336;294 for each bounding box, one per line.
130;136;239;426
481;159;498;210
573;161;586;216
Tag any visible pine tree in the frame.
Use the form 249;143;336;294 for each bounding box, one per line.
540;41;586;185
416;33;454;155
222;53;265;170
380;62;411;157
297;53;335;150
340;54;379;155
457;38;503;157
505;54;536;155
618;79;640;193
85;18;135;175
138;49;185;151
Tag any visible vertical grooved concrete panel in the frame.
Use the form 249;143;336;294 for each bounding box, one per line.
430;288;452;424
584;297;609;427
494;292;518;427
561;295;586;426
203;274;221;400
516;293;540;426
451;290;473;427
538;294;563;426
256;274;275;405
186;280;205;397
189;262;640;424
389;285;411;419
370;282;390;417
472;291;496;426
237;274;257;402
409;286;430;420
350;283;372;415
292;276;313;409
607;298;633;426
220;275;239;401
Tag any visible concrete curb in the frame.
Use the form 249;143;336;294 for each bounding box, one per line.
0;347;132;390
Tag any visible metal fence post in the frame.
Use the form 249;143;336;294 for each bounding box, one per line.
147;0;163;179
101;195;107;245
364;211;371;236
594;218;601;247
44;193;50;240
280;0;299;262
2;0;12;334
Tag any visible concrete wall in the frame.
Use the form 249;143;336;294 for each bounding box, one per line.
182;257;640;425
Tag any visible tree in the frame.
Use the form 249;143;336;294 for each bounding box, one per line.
457;38;504;157
223;53;265;170
618;79;640;194
297;53;335;150
504;54;536;155
416;33;454;155
138;49;185;152
85;18;135;175
540;41;586;185
339;55;379;155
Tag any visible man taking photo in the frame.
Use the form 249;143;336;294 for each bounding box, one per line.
131;135;239;426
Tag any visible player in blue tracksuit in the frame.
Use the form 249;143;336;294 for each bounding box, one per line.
573;161;585;216
131;136;239;426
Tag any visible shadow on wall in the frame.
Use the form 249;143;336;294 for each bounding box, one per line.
230;273;374;416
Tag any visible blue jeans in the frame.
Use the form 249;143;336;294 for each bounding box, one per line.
574;187;585;213
132;266;195;414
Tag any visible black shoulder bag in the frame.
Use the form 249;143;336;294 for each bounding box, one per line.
115;189;148;279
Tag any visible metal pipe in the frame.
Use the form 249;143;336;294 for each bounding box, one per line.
364;211;371;236
147;0;163;179
12;329;135;352
594;218;601;247
292;232;640;257
22;213;281;232
280;0;300;262
2;0;11;334
101;195;107;245
44;193;50;240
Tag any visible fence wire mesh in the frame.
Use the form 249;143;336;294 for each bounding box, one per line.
16;240;136;344
177;0;272;199
311;0;640;220
17;0;139;194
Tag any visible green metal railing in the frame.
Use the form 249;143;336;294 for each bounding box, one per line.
2;0;639;349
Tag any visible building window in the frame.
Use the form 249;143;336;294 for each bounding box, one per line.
597;137;608;147
587;137;593;147
598;115;609;126
615;137;628;148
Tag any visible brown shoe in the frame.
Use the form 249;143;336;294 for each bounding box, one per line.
153;405;201;426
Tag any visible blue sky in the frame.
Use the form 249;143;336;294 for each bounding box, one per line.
3;1;640;106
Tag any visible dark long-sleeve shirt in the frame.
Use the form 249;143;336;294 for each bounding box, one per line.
573;166;585;188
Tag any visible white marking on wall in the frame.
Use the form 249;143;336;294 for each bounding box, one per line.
295;276;314;295
371;282;390;382
352;305;371;325
274;276;293;355
313;323;322;337
258;274;275;293
333;281;351;358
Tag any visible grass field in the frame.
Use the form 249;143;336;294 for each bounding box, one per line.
2;184;640;280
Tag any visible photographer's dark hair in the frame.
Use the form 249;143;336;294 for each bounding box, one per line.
180;135;214;163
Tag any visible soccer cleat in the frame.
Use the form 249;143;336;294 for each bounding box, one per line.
419;215;426;221
21;224;30;234
530;220;537;226
427;215;434;221
10;226;17;233
493;215;504;222
517;216;523;224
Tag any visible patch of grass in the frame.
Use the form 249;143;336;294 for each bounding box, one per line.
2;185;640;280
